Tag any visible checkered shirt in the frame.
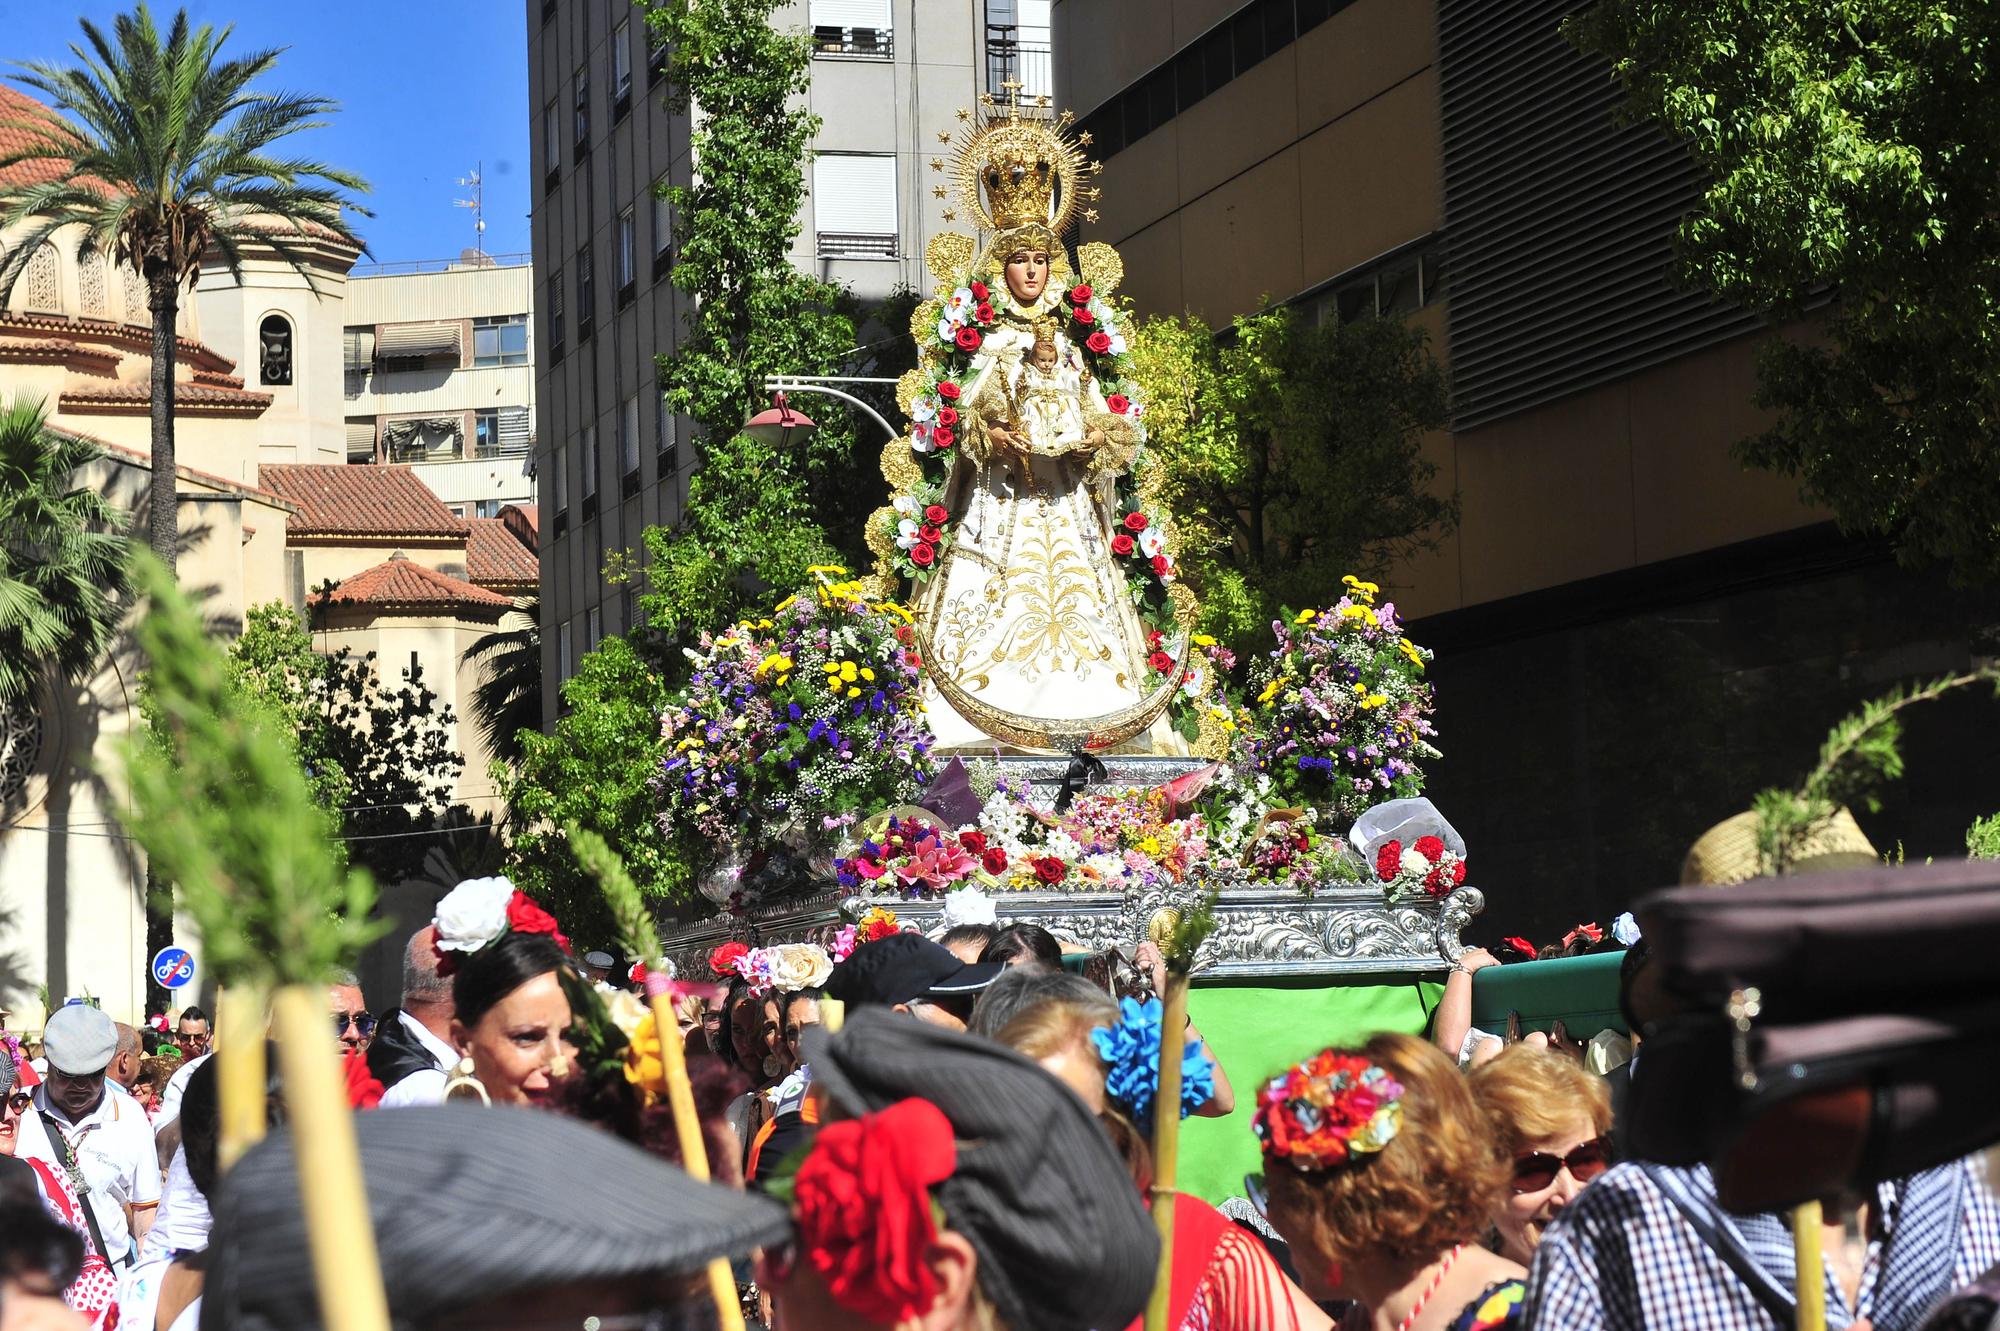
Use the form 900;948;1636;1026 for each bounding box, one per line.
1522;1159;2000;1331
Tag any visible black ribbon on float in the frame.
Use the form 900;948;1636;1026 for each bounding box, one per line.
1054;747;1108;813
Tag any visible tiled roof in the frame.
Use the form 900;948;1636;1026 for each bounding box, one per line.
311;555;509;611
465;517;538;588
0;314;239;373
0;86;70;190
260;464;468;539
58;381;272;410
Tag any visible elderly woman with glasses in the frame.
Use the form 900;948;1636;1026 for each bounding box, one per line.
1465;1042;1613;1266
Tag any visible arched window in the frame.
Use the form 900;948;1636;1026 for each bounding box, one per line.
77;253;106;316
259;314;293;386
23;244;60;312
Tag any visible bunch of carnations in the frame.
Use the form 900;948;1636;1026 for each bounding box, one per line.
1372;834;1467;904
835;816;979;898
1240;575;1439;824
654;570;937;896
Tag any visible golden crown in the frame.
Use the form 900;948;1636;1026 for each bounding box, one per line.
942;87;1103;235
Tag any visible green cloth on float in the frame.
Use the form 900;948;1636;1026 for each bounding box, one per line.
1468;951;1628;1038
1176;975;1442;1205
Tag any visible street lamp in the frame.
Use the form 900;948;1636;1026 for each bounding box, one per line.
742;391;816;448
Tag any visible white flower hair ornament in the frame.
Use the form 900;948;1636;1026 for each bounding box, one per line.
940;884;998;930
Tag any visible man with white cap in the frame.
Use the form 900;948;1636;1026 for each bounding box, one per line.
27;1001;161;1267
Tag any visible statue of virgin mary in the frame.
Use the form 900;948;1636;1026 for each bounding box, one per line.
873;102;1196;757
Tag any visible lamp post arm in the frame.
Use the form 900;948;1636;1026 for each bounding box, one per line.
763;376;901;444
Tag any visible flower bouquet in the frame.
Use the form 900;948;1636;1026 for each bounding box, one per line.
835;815;979;898
1241;576;1439;824
1372;835;1467;904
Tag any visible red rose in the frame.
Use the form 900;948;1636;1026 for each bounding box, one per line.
1453;859;1468;885
937;380;961;401
1111;533;1135;556
1151;554;1171;575
1147;630;1164;649
1148;650;1174;673
981;847;1008;874
1375;840;1403;880
974;302;995;324
1072;305;1096;325
931;426;955;449
506;892;571;953
794;1099;957;1324
1086;330;1112;354
971;281;989;301
1069;283;1093;303
1033;856;1068;885
710;941;751;978
919;523;942;543
959;830;987;854
924;504;949;524
936;406;959;427
1124;512;1149;532
911;542;936;567
954;326;982;351
1414;835;1445;861
1106;393;1131;414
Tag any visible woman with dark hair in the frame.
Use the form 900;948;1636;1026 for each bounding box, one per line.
428;878;577;1109
980;922;1064;971
938;922;1000;963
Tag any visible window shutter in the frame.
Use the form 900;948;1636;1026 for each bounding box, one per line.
809;0;890;27
813;155;898;241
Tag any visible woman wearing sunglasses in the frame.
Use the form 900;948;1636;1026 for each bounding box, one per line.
0;1037;117;1323
1467;1043;1613;1266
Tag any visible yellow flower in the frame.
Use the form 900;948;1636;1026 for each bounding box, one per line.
756;618;774;629
875;602;915;623
860;667;876;682
807;564;849;577
839;662;858;682
1397;639;1427;669
1257;677;1287;706
774;595;798;612
1192;633;1217;647
1339;604;1374;622
1361;693;1389;710
822;662;842;674
754;653;794;678
1353;682;1368;696
847;686;861;698
623;1011;665;1105
1295;609;1318;624
1137;835;1162;856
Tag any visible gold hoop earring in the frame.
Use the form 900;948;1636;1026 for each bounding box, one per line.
442;1056;490;1107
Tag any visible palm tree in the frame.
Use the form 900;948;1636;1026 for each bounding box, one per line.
462;598;543;768
0;4;368;573
0;398;129;703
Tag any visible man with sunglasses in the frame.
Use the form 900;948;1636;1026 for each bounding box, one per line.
330;971;374;1054
24;1002;161;1268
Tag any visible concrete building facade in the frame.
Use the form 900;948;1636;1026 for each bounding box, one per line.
528;0;1035;721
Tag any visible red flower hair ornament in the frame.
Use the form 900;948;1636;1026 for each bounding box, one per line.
1253;1050;1404;1172
793;1097;958;1323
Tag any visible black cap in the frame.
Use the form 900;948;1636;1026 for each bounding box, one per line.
202;1105;790;1330
804;1008;1159;1331
824;932;1003;1008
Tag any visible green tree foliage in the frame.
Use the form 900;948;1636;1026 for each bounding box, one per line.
641;0;861;634
0;4;368;573
461;598;541;769
1967;813;2000;861
501;635;677;948
0;401;128;703
1127;305;1455;645
124;554;381;988
1569;3;2000;583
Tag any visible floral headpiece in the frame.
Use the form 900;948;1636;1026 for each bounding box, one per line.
790;1097;958;1323
1253;1050;1405;1172
430;876;570;977
708;941;835;996
830;907;901;963
1090;996;1215;1130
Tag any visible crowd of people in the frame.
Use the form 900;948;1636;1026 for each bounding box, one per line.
2;877;1995;1331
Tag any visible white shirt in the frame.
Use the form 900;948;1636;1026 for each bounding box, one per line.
377;1011;460;1109
28;1080;163;1264
152;1053;208;1132
138;1145;210;1262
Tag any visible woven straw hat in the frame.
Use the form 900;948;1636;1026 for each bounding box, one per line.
1680;807;1880;886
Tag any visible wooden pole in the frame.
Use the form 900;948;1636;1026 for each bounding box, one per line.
1144;975;1189;1331
215;984;266;1173
643;977;745;1331
270;985;391;1331
1792;1200;1827;1331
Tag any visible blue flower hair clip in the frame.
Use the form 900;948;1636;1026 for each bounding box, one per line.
1091;995;1215;1128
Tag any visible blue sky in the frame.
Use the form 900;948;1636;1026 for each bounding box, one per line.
1;0;532;264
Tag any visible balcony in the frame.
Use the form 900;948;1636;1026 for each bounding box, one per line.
812;25;893;59
817;231;897;260
986;26;1052;100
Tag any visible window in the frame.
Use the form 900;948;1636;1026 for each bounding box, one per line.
474;406;533;456
648;24;669;86
619;394;640;495
553;444;570;535
581;422;598;519
549;272;566;361
651;178;672;278
616;208;635;302
558;621;573;681
587;605;603;650
543;99;560;191
812;153;898;258
474;499;501;519
656;387;679;473
473;314;529;367
258;314;294;386
810;0;892;56
576;246;594;342
612;19;633;117
573;65;590;158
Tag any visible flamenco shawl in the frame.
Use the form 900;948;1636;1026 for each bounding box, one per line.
1123;1195;1306;1331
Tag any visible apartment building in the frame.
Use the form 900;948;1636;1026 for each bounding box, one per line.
528;0;1030;722
341;255;539;518
1054;0;2000;928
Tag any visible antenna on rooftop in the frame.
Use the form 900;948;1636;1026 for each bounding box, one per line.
454;162;486;257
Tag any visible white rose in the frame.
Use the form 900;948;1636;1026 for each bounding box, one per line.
1400;849;1432;878
766;943;834;993
432;877;515;954
940;885;998;929
599;984;647;1039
